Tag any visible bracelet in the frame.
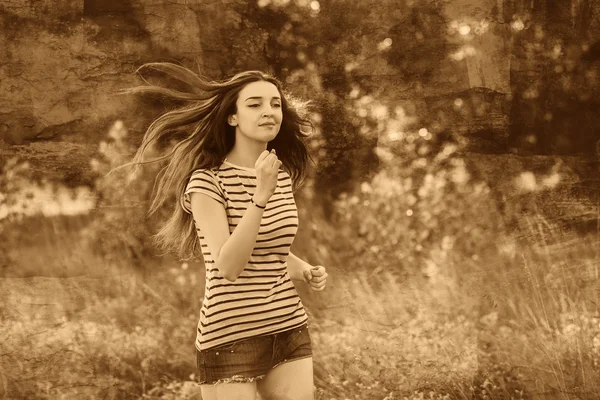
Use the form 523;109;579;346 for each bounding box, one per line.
251;198;266;209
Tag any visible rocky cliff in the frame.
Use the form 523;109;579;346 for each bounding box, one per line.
1;0;268;185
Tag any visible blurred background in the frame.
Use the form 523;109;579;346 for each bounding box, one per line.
1;0;600;399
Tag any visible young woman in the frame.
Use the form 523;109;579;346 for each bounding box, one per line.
123;63;328;400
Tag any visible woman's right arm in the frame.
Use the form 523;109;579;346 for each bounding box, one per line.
190;150;281;282
190;192;266;282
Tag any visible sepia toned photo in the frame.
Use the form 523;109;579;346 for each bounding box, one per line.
1;0;599;399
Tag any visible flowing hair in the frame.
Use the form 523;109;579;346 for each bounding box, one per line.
112;62;313;260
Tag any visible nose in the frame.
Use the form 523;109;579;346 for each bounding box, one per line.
262;104;276;116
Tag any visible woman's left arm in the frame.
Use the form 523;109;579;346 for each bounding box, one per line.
287;251;328;291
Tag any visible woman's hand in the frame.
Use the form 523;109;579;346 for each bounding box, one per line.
254;149;281;206
302;265;328;291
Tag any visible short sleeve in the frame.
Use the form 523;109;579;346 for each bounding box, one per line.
181;169;226;214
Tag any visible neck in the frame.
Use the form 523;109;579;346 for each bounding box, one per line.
226;133;268;169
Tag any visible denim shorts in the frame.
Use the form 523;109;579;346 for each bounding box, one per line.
196;323;312;385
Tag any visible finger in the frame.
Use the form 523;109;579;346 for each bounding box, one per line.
264;154;277;168
310;272;327;280
309;276;325;285
256;150;271;165
260;153;276;167
312;278;327;287
302;270;313;283
311;275;327;283
270;156;280;168
255;153;271;169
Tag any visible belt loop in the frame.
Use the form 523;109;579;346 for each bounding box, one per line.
271;331;277;365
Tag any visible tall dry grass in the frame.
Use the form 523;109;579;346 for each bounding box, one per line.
2;205;599;399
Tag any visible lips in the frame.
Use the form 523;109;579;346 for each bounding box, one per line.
259;121;276;126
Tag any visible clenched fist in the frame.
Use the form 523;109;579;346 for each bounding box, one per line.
253;149;282;207
302;265;328;291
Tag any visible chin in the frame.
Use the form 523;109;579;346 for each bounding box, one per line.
259;131;280;142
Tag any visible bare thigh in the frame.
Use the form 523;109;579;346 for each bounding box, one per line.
257;357;314;400
200;381;258;400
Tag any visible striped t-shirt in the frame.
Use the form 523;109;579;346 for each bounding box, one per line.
181;159;309;351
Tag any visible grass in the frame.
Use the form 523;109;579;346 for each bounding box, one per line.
1;205;599;399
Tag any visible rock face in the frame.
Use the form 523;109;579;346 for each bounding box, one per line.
0;0;271;186
0;0;267;146
463;152;600;235
3;0;132;145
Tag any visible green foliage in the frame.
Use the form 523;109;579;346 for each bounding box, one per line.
246;0;403;198
0;157;27;259
329;94;504;282
80;120;169;268
0;157;28;221
384;3;451;83
507;6;600;154
246;0;600;201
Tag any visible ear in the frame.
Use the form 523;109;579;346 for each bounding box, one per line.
228;115;238;127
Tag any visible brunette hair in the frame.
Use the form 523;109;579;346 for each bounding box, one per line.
114;62;313;260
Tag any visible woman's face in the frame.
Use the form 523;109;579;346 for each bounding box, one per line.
229;81;283;143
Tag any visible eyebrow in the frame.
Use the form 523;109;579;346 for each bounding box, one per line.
244;96;281;101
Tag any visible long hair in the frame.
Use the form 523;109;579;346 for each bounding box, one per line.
115;62;313;260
